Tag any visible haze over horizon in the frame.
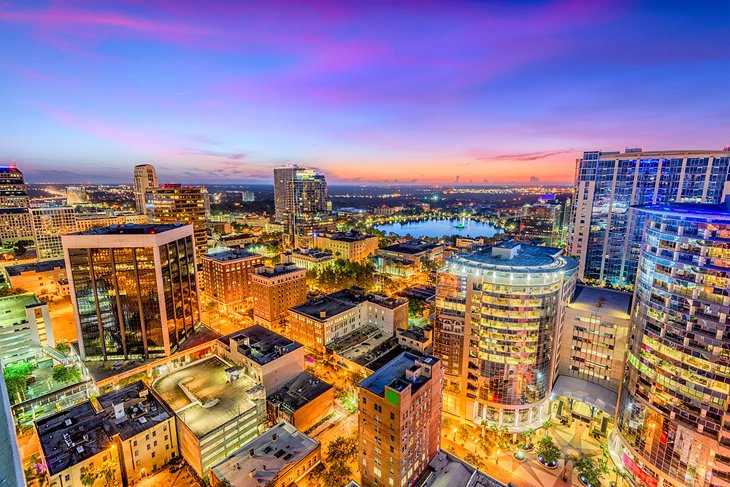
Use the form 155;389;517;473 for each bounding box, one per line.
2;1;729;185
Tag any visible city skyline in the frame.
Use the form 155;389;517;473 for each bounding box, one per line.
2;1;730;184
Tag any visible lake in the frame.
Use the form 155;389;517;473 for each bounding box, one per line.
375;218;503;239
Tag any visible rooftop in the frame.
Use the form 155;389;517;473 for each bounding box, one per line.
569;285;632;319
0;208;29;215
96;381;173;441
421;450;505;487
210;421;319;487
223;325;302;366
0;293;41;328
152;356;261;437
358;351;439;397
398;327;431;343
71;223;187;236
203;248;261;262
36;402;113;476
380;240;440;255
447;243;577;274
4;259;65;276
267;372;332;413
290;287;405;321
253;262;305;278
321;231;376;242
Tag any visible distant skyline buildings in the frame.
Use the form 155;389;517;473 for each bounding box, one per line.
273;165;331;240
133;163;158;214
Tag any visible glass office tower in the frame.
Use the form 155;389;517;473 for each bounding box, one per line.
569;149;730;287
434;242;577;431
62;224;200;361
614;204;730;487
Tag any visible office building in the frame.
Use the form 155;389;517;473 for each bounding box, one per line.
62;224;200;361
200;249;262;312
0;164;29;209
146;184;208;257
217;325;304;394
0;208;33;244
251;262;307;332
289;248;335;271
273;165;330;241
66;186;88;205
152;355;266;477
569;148;730;286
267;372;334;432
288;287;407;351
3;259;67;297
375;240;444;277
519;194;569;247
30;206;77;260
96;381;178;484
132;164;158;215
209;421;320;487
358;352;443;487
614;203;730;487
312;231;379;262
74;213;148;232
0;293;54;363
434;242;577;430
0;358;25;487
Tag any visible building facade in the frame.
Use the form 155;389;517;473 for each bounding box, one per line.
31;206;77;260
133;164;158;215
3;259;67;296
311;231;379;262
434;242;577;431
0;208;33;244
200;249;262;312
519;195;569;247
614;204;730;487
358;352;443;487
273;165;330;241
569;148;730;286
62;224;200;361
0;165;29;209
146;184;209;257
251;263;307;333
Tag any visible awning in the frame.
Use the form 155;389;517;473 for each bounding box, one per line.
551;375;618;416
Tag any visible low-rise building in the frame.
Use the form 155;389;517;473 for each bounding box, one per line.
151;355;266;477
217;325;304;394
96;381;178;484
266;371;334;432
0;208;33;244
200;249;262;311
209;421;320;487
311;231;379;262
30;206;77;260
217;232;257;249
288;287;407;352
289;248;335;271
3;259;66;296
375;240;444;277
251;263;307;333
0;293;54;363
397;326;433;355
421;450;506;487
74;213;148;232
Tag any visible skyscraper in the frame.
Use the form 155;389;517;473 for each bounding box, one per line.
273;165;330;241
434;242;577;430
62;223;200;361
569;148;730;286
0;164;29;209
614;203;730;487
133;163;158;214
357;351;443;487
146;184;209;258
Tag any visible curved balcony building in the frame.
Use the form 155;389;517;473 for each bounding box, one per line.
615;203;730;487
434;242;577;431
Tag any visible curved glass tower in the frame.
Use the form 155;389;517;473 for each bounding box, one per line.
615;204;730;487
435;242;577;431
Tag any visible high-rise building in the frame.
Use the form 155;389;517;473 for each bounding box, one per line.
614;203;730;487
357;351;443;487
434;242;577;430
146;184;209;258
30;206;77;260
519;194;570;247
0;359;25;487
273;165;331;241
251;262;307;333
132;163;158;214
0;164;29;209
200;249;263;312
0;208;33;244
62;223;200;361
569;148;730;286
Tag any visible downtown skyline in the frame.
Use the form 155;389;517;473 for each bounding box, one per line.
2;1;730;185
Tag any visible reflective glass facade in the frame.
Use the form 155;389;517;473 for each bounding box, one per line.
569;150;730;287
615;205;730;487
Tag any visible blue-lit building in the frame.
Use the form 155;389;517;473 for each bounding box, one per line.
613;203;730;487
569;148;730;286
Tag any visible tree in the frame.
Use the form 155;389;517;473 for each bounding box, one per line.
348;371;366;388
52;365;82;384
3;361;36;401
536;435;561;466
312;435;358;487
326;435;358;465
574;455;603;486
55;341;70;354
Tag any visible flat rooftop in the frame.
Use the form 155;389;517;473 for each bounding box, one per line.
96;381;173;441
0;293;40;326
4;259;65;276
358;351;438;397
210;421;319;487
152;356;260;437
253;263;304;278
203;248;261;262
71;223;186;235
569;284;632;319
449;243;578;273
223;325;302;366
422;450;505;487
380;240;440;255
398;328;430;343
267;372;333;413
36;402;112;476
323;231;376;242
291;287;405;322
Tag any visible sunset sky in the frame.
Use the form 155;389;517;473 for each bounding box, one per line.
1;1;729;184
